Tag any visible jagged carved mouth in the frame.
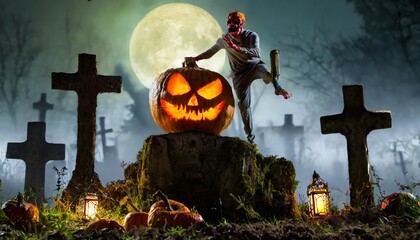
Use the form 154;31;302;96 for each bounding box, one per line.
160;99;225;121
228;26;239;33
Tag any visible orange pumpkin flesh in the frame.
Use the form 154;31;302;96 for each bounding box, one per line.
161;73;226;121
123;211;149;231
150;65;234;135
172;211;205;228
1;194;39;230
160;98;225;121
148;198;204;228
86;218;122;231
381;193;398;210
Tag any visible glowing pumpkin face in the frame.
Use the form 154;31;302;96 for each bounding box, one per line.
150;66;234;135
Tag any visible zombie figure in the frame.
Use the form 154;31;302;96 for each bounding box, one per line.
190;11;291;143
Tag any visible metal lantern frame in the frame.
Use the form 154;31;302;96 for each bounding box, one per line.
78;192;99;220
307;171;331;218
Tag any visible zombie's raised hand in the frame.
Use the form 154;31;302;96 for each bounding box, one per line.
275;88;292;99
183;57;198;67
223;35;241;52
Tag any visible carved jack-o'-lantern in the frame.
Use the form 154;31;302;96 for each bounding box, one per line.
150;62;234;135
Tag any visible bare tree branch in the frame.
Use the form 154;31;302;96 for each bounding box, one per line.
0;14;42;125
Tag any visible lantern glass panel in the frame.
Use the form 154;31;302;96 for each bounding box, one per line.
314;192;328;215
79;193;98;220
307;171;331;217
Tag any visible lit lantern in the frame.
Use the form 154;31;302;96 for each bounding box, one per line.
78;193;99;220
307;171;331;217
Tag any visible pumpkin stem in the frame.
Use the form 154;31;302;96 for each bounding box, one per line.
182;57;199;68
153;190;174;211
127;198;139;212
17;192;24;207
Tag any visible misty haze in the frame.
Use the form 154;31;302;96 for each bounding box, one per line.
0;0;418;211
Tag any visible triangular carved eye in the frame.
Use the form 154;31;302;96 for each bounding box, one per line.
167;72;191;95
197;78;223;100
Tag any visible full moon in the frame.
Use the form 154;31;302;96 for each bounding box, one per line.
130;3;226;88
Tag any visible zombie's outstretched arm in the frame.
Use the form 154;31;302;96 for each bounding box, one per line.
194;39;224;61
223;32;261;57
222;35;241;52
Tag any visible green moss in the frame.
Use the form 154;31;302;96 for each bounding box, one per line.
395;193;420;218
0;205;7;222
123;161;138;183
124;133;300;222
227;141;300;221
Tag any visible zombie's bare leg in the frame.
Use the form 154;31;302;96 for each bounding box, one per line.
238;99;254;143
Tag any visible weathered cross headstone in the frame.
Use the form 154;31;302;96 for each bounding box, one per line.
97;116;112;151
96;116;122;184
256;114;303;161
33;93;54;122
280;114;304;161
391;143;411;182
52;53;122;205
320;85;392;209
6;122;65;205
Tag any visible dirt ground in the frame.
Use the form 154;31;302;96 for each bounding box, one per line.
39;214;418;240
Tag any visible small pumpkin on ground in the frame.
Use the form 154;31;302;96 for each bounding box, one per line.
86;218;123;231
1;193;40;230
381;192;420;218
381;193;399;211
123;211;149;231
147;190;204;228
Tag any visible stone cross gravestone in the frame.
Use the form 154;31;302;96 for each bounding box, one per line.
320;85;392;209
256;114;303;161
392;143;411;182
280;114;304;161
33;93;54;122
52;53;122;205
6;122;65;205
96;116;122;184
97;116;112;150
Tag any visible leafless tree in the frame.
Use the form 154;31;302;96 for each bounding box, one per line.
279;27;349;114
0;14;42;126
279;0;420;115
277;0;420;178
346;0;420;79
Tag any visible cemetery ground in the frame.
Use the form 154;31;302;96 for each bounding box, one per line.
0;168;419;239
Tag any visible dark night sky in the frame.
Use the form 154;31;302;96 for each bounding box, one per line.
1;0;418;205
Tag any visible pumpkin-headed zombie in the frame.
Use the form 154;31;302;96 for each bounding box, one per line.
189;10;292;143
